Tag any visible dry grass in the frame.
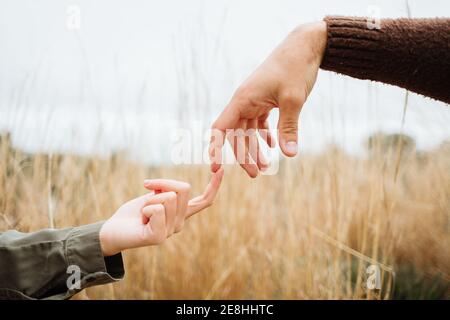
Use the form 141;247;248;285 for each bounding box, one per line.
0;134;449;299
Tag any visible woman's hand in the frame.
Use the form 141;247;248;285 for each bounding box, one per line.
210;22;327;178
99;169;224;256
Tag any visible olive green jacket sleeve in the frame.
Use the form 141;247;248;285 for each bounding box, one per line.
0;222;125;300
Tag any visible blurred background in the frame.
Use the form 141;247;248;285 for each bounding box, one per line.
0;0;449;299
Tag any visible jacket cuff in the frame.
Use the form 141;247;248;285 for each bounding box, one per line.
320;16;382;79
60;222;124;299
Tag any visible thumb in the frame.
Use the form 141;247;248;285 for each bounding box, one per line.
277;93;303;157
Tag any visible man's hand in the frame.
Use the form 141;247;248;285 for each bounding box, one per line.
210;22;327;178
99;169;224;256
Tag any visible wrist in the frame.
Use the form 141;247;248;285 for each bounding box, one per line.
310;21;327;64
290;21;327;65
99;222;117;257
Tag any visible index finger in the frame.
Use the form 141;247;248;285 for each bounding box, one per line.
210;105;240;173
186;168;224;218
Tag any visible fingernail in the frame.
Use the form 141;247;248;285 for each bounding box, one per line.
144;179;151;186
285;141;298;155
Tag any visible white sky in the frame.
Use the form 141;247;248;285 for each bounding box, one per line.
0;0;449;164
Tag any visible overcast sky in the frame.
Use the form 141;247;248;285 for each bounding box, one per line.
0;0;449;164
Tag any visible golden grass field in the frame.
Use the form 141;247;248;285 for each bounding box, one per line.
1;133;449;299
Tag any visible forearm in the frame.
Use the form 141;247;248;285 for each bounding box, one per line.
0;222;124;300
320;16;450;104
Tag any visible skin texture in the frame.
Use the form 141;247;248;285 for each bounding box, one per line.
210;21;327;178
99;169;224;256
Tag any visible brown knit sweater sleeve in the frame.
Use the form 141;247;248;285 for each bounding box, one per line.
320;16;450;104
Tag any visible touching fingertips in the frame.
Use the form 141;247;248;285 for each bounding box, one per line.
211;163;221;173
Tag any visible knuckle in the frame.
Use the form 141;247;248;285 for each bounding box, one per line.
234;84;250;99
166;191;177;200
281;120;298;135
155;204;165;213
280;91;303;109
244;95;258;108
234;85;257;107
